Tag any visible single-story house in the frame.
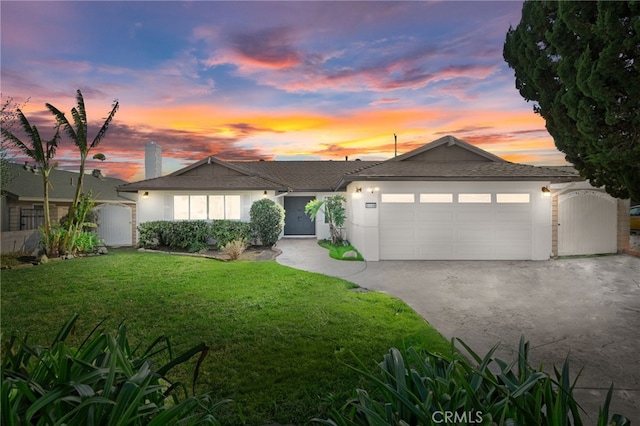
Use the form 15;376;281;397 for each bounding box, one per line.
118;135;630;260
1;162;137;252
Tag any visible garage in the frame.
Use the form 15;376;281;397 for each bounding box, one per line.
379;189;534;260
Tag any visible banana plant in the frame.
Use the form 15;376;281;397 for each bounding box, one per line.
1;109;60;255
46;89;119;254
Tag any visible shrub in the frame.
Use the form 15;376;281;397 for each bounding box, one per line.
249;199;284;247
221;238;248;260
138;220;212;252
1;315;229;425
211;220;253;249
316;337;631;426
73;231;101;254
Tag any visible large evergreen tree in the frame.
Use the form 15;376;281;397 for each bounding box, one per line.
504;1;640;200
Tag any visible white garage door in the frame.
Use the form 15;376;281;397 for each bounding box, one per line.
558;190;616;256
379;192;533;260
95;204;133;246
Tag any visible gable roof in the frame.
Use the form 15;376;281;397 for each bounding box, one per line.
118;158;379;192
118;135;581;193
390;135;505;163
3;162;135;203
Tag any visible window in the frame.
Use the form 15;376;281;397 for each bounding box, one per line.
381;193;415;203
173;195;190;219
174;195;242;220
208;196;225;220
420;193;453;203
225;195;241;220
190;195;207;219
458;193;491;203
496;193;530;203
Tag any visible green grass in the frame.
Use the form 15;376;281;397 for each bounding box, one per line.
318;239;364;261
1;249;451;425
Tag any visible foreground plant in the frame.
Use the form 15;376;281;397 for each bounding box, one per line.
1;314;229;425
316;337;630;426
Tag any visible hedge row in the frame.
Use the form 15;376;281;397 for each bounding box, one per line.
138;220;253;252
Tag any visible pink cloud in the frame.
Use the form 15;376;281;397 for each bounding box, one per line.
229;27;303;69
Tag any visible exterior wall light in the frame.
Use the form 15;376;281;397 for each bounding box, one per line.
541;186;551;197
142;191;149;199
263;190;268;197
368;187;379;193
355;187;362;193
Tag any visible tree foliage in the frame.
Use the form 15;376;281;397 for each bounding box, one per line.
504;1;640;199
305;195;346;245
46;90;119;253
0;96;29;193
1;110;60;255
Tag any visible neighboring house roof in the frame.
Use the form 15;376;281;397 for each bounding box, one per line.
118;135;581;193
3;162;135;203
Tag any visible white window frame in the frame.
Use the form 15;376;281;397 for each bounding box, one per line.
174;195;242;220
496;193;530;203
381;193;415;203
458;193;492;203
420;193;453;203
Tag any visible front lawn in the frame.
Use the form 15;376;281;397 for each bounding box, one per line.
1;250;451;424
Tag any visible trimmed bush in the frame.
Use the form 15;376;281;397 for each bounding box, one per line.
249;199;284;247
138;220;212;253
138;220;254;252
211;220;253;249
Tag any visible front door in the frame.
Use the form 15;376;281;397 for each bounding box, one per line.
284;196;315;235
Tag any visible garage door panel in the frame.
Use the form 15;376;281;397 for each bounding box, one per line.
381;209;415;222
493;244;531;258
417;244;454;259
416;227;454;242
417;209;453;222
494;225;531;240
379;190;534;260
380;244;416;260
457;209;492;222
380;227;414;243
455;244;495;259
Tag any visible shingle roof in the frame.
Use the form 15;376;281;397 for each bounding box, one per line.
119;174;284;191
117;136;582;193
119;160;379;192
228;161;379;191
340;161;580;182
3;163;135;203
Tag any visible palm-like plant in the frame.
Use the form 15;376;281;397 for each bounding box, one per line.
305;195;347;245
46;90;119;253
1;109;60;255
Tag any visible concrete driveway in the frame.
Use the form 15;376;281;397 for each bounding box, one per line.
276;238;640;424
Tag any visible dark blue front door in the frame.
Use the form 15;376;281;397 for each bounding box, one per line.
284;196;315;235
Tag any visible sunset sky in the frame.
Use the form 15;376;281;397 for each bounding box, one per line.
1;1;569;182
